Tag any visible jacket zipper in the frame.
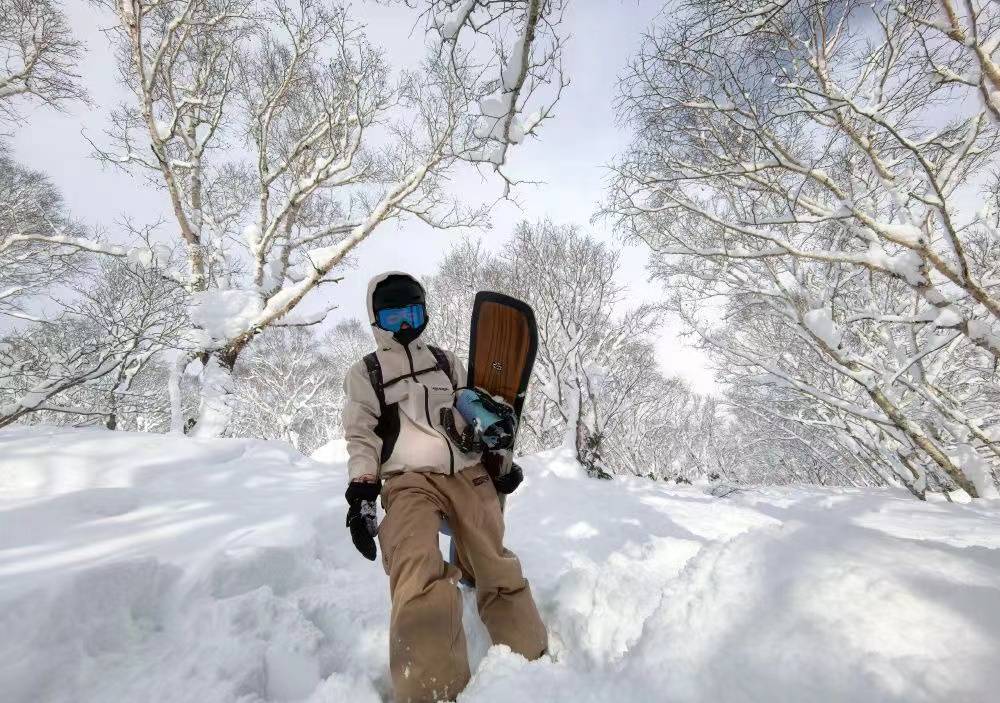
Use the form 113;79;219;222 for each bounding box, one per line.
405;344;455;475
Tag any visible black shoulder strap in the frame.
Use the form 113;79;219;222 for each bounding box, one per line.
363;352;399;467
426;345;454;388
362;352;386;412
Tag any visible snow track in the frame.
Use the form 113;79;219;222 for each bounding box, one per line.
2;428;999;702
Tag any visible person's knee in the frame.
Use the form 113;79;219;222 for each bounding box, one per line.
393;585;458;638
391;560;465;638
461;546;527;588
388;541;446;591
473;565;529;595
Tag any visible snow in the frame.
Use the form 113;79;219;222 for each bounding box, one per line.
968;317;1000;349
189;288;264;344
127;246;155;269
865;244;926;285
479;92;513;120
933;306;964;328
260;257;283;293
243;223;261;252
774;270;800;292
154;120;173;141
885;250;925;285
949;443;1000;500
803;307;843;349
467;145;505;165
501;38;526;91
881;223;923;245
196;123;211;147
191;356;236;439
125;245;169;270
2;426;1000;702
474;91;527;146
439;0;475;40
311;438;350;465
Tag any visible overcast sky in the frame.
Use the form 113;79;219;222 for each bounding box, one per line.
11;0;716;393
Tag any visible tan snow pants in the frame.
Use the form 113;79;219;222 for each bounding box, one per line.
378;464;547;703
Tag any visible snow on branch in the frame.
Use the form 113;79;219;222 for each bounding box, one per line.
605;0;1000;499
411;0;568;180
0;0;88;122
84;0;568;436
0;260;187;429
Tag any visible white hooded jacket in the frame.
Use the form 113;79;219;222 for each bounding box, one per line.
342;271;481;481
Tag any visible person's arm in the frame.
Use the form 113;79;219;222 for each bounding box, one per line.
447;350;468;388
342;361;383;561
342;361;382;482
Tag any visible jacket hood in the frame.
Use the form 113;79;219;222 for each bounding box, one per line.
366;271;427;348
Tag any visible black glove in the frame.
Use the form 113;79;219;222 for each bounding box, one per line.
491;462;524;495
345;480;381;561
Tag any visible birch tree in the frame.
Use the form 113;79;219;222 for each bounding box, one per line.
607;0;1000;498
0;148;90;323
86;0;566;436
426;222;725;479
0;259;186;429
0;0;95;322
0;0;87;122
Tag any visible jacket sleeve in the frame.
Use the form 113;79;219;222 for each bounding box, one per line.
342;360;383;481
447;350;468;388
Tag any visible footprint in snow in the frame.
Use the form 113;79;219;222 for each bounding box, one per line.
72;487;140;518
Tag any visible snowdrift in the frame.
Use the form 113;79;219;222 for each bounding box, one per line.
2;426;999;702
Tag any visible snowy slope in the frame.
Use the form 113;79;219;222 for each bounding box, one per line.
2;427;1000;703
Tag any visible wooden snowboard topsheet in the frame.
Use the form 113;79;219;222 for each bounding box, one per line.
467;292;537;418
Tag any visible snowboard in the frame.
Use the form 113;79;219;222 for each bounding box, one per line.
446;291;538;584
466;291;538;472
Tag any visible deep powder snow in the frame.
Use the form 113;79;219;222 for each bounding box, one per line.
2;426;999;702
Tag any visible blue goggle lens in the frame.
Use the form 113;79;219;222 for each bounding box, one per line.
377;304;426;332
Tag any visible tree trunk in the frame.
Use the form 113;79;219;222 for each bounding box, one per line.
192;342;246;439
868;387;979;498
576;418;612;480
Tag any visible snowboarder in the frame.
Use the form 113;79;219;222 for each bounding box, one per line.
342;271;548;703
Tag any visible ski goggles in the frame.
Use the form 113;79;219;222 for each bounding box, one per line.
375;303;426;332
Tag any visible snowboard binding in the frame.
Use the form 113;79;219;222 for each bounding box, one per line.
440;387;517;454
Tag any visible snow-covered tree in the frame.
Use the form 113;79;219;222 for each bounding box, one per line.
607;0;1000;498
228;320;369;453
426;221;725;479
0;7;164;430
323;317;375;378
0;0;87;122
0;148;90;324
85;0;567;437
0;259;186;428
722;380;904;490
496;222;656;477
0;1;97;324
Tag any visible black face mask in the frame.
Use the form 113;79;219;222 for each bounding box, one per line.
393;321;426;346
